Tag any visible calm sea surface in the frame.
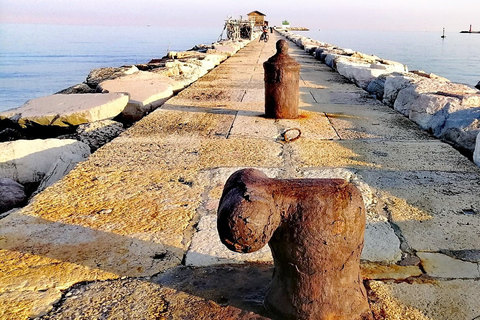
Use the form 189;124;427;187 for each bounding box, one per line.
1;24;479;112
0;23;220;112
302;29;480;87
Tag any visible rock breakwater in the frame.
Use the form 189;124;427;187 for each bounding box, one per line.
0;36;257;213
278;30;480;166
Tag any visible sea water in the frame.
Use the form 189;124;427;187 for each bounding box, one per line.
1;24;479;112
0;23;221;112
302;29;480;87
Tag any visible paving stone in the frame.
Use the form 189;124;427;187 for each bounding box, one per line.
310;88;381;105
363;221;402;263
240;89;264;103
229;110;338;141
199;138;283;169
152;264;273;317
174;87;246;106
38;278;270;319
123;104;236;139
358;170;480;252
417;252;480;278
185;214;273;267
368;279;480;320
291;140;475;172
302;103;434;140
361;263;423;280
228;111;279;140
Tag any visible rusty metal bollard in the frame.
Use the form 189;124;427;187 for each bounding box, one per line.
217;169;372;320
264;40;301;119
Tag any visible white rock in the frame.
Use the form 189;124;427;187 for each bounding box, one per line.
204;54;227;66
211;44;237;56
36;152;86;193
0;178;26;213
98;71;174;121
76;120;125;150
324;53;342;68
393;79;480;151
0;139;90;184
335;56;406;89
0;93;129;127
383;74;418;106
474;132;480;167
86;65;139;88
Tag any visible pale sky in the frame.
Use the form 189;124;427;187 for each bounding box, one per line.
0;0;478;32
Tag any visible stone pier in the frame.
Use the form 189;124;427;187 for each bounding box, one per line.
1;32;479;319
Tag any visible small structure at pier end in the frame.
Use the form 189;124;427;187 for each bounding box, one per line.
247;11;267;27
217;168;372;320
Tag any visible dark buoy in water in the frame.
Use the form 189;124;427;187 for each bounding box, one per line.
441;28;446;38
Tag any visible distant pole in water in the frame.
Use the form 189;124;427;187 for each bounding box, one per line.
441;28;446;38
470;24;473;33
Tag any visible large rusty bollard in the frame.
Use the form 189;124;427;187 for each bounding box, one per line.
217;169;372;320
264;40;301;119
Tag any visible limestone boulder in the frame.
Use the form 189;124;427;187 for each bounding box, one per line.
204;53;228;67
76;120;125;151
86;66;139;88
35;152;87;194
439;110;480;152
304;44;318;55
56;83;95;94
314;47;326;60
319;48;354;68
324;53;343;69
366;75;387;100
0;178;26;213
350;51;379;63
0;93;129;128
0;128;26;142
186;58;215;76
97;71;174;122
474;132;480;166
383;74;420;107
410;70;450;82
335;56;407;89
0;139;90;185
152;61;202;90
394;79;480;151
210;45;236;57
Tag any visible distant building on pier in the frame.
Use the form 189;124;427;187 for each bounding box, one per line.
248;11;267;27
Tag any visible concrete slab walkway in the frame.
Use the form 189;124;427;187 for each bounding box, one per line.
1;33;479;319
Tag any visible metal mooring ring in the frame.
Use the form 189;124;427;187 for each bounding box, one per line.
282;128;302;142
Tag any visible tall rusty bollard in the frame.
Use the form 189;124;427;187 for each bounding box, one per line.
217;169;372;320
264;40;301;119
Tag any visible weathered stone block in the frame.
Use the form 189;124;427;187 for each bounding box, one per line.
0;93;129;127
0;139;90;184
98;71;174;121
0;178;26;213
474;131;480;166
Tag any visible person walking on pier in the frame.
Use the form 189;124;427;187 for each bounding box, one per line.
260;24;268;41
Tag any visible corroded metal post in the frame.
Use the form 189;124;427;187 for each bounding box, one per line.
217;168;372;320
264;40;301;119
